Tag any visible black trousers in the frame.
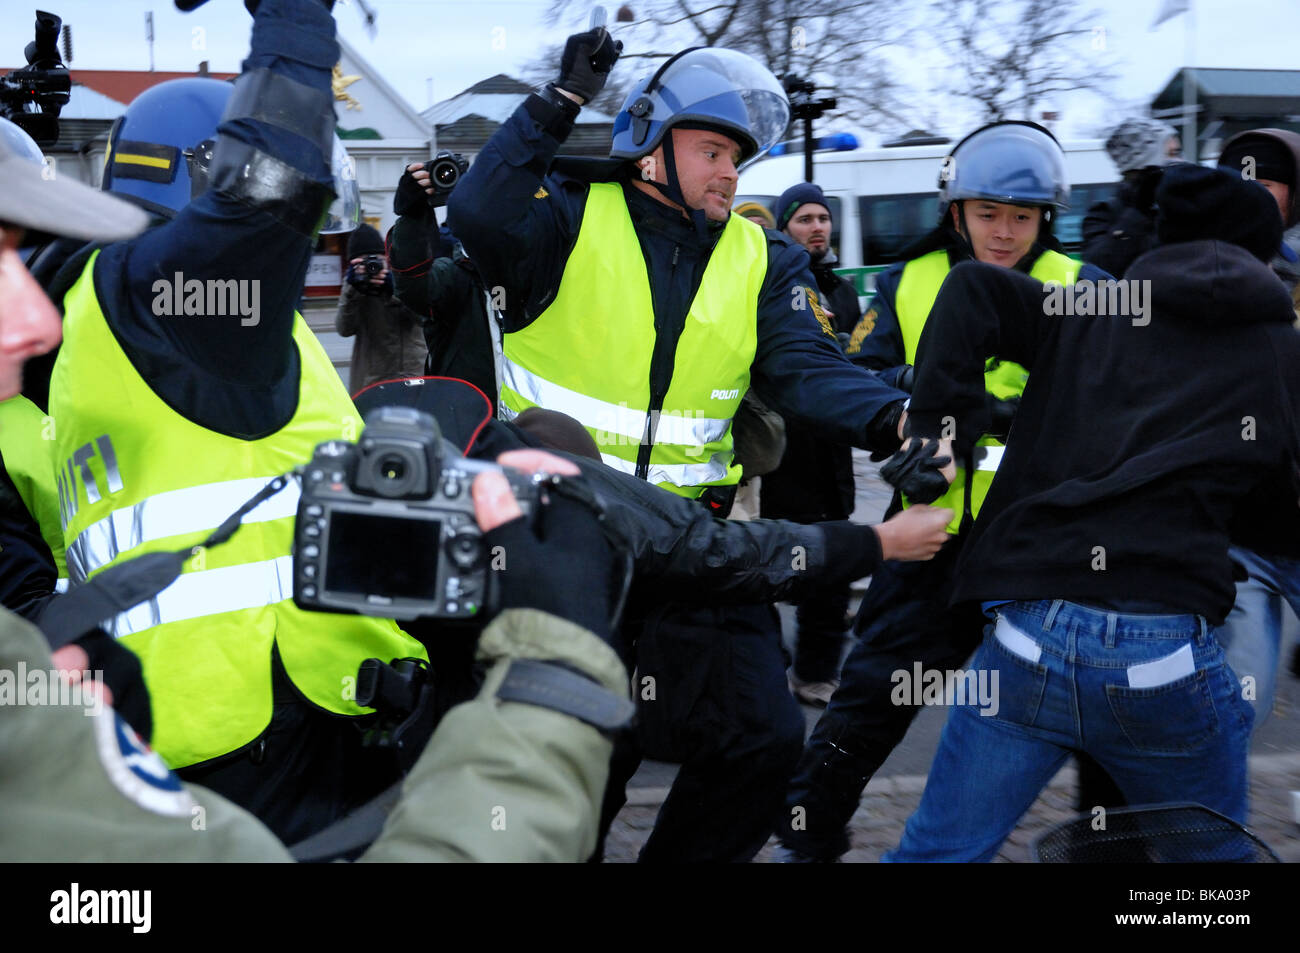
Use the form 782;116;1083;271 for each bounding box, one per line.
593;601;806;862
780;544;981;859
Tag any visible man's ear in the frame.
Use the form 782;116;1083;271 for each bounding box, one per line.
639;155;657;182
949;202;963;235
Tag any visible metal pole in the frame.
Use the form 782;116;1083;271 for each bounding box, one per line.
803;114;813;182
1182;5;1196;162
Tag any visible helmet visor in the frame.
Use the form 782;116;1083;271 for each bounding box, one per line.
320;135;361;234
657;49;790;167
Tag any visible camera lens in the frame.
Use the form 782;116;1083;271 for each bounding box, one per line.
431;159;459;189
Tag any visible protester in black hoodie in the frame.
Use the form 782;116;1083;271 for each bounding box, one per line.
881;164;1299;861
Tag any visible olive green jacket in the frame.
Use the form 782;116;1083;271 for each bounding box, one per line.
0;608;626;862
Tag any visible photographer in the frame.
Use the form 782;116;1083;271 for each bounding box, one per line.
334;223;427;393
25;0;430;844
3;448;632;863
390;158;500;409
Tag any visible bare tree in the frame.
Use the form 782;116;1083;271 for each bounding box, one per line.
934;0;1117;123
534;0;921;135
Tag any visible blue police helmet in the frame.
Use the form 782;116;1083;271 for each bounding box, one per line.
611;48;790;170
102;78;232;218
102;77;361;232
938;120;1070;220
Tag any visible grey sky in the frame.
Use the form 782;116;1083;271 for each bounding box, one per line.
12;0;1294;139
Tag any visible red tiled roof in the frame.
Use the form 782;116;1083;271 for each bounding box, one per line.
13;69;240;106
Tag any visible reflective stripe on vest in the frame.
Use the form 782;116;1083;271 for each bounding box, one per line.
64;476;301;585
499;181;766;498
893;248;1080;533
112;555;293;638
50;251;427;769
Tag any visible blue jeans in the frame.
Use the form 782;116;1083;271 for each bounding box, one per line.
1217;546;1300;729
884;600;1254;863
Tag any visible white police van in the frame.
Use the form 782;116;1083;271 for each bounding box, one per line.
737;137;1118;295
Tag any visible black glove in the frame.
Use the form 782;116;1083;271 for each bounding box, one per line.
985;394;1020;442
556;28;622;104
394;167;433;218
866;399;906;462
484;478;626;650
880;438;952;504
896;364;915;393
77;630;153;742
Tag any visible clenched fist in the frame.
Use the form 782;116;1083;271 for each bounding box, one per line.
873;504;953;561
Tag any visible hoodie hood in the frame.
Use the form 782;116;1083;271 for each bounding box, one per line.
1156;163;1282;263
1141;166;1290;324
1131;238;1294;328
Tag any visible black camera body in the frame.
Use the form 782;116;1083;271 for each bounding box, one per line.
424;150;469;208
361;254;385;278
293;406;543;621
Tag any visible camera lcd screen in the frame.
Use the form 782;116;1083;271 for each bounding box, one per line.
324;511;443;600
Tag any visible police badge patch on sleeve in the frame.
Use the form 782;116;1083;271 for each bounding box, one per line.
91;706;195;817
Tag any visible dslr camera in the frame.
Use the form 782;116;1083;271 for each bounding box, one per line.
361;254;385;278
293;406;546;621
423;150;469;208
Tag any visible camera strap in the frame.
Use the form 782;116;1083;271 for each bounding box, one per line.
37;473;296;651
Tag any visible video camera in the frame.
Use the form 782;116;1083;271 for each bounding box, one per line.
0;10;71;146
422;151;469;209
293;406;549;621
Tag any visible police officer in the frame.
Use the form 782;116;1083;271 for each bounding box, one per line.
762;182;861;706
447;33;946;862
780;121;1112;861
30;0;429;844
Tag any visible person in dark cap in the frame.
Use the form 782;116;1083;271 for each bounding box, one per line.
774;182;860;334
762;179;862;705
335;223;427;393
1218;128;1300;302
880;163;1300;860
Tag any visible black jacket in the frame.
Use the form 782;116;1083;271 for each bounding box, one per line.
468;415;884;604
907;242;1300;623
390;219;499;410
1081;176;1160;279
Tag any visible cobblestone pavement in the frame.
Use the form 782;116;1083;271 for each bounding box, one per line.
603;753;1300;863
